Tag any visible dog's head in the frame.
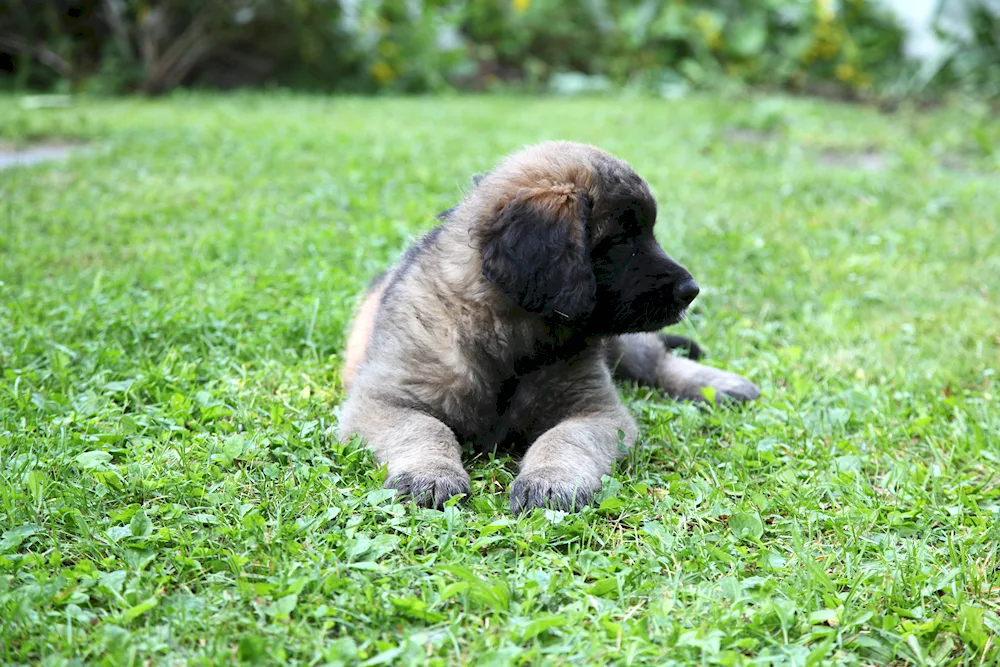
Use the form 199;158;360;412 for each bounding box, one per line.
468;141;698;334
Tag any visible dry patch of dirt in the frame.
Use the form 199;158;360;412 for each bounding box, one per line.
723;128;778;144
0;140;88;170
817;147;888;172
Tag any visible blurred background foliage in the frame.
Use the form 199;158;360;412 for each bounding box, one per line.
0;0;996;99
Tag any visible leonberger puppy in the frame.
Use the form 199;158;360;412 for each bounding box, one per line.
339;141;759;514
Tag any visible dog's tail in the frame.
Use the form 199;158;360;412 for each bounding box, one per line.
658;333;703;361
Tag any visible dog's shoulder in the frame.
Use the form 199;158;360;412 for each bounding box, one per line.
382;225;445;294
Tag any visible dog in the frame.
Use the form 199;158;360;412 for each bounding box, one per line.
338;141;759;513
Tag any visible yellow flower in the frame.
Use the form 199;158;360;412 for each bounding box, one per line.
694;11;723;50
513;0;530;12
371;61;395;85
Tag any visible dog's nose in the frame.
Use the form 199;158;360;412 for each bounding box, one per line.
674;279;700;306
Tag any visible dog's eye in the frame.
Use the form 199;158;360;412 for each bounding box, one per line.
595;232;629;251
618;209;639;229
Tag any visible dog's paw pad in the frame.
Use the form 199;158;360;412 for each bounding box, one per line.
509;472;597;514
386;469;470;510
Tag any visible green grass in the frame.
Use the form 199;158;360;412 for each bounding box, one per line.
1;92;998;666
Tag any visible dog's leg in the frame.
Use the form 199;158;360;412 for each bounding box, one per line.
658;333;704;361
508;361;637;514
510;410;636;514
608;332;760;403
339;399;470;509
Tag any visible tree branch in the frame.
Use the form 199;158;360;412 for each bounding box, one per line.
0;32;72;77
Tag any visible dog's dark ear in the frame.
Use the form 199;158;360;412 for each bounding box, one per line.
481;187;596;321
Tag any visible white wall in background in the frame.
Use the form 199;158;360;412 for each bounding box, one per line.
880;0;947;60
879;0;1000;61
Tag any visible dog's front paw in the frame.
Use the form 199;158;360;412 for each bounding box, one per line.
386;464;471;510
510;468;600;514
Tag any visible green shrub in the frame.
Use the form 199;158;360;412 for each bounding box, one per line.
0;0;987;100
458;0;906;96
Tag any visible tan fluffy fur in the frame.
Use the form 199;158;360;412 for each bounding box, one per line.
341;280;386;391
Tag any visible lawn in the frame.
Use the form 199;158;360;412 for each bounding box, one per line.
1;93;998;666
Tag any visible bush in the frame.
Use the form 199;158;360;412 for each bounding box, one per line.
0;0;975;100
498;0;907;96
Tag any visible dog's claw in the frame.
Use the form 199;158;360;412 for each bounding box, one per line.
386;468;470;509
685;368;760;405
510;471;598;514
